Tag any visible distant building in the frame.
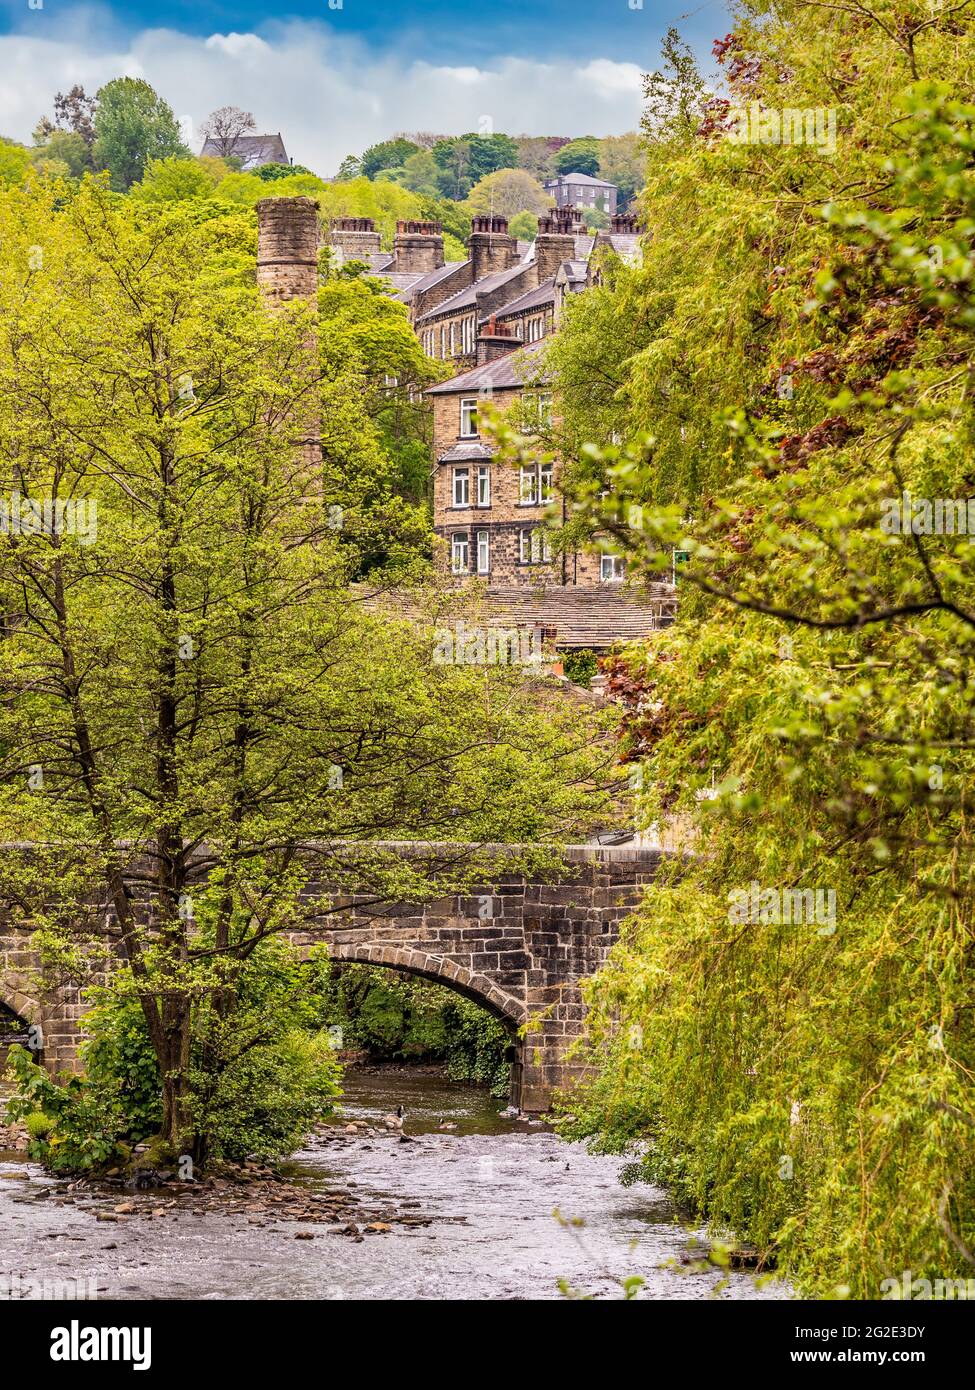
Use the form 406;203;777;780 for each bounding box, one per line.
544;172;619;215
200;133;289;171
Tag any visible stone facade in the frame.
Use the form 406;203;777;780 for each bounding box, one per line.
0;845;667;1114
430;378;603;587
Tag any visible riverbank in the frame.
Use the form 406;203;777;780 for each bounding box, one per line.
0;1066;790;1300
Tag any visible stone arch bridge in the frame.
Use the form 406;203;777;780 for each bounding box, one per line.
0;843;664;1113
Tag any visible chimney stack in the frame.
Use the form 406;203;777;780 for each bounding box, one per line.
468;215;519;282
534;207;581;283
256;196;320;304
475;314;520;366
610;211;639;234
328;216;382;261
393;219;444;273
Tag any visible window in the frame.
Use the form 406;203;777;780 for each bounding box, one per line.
538;393;553;427
519;466;539;505
452;468;470;506
477;466;491;506
476;530;490;574
460;398;478;437
519;462;553;504
451;534;469;574
449;321;456;355
520;528;552;565
600;554;626;582
461;315;474;354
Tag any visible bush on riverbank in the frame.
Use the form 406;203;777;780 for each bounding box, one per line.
4;940;340;1172
325;963;512;1097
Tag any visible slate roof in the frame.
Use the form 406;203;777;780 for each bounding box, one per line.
438;441;495;462
493;277;556;319
416;265;528;324
385;261;467;303
545;172;618;189
201;133;288;169
426;341;550;395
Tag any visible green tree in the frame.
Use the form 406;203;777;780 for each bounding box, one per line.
0;139;31;187
0;182;614;1160
508;211;539;241
596;133;644;205
133;156;224;202
360;137;421;179
465;168;552;219
31;131;92;179
92;77;188;191
554;137;601;177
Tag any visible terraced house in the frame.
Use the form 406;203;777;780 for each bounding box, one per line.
326;204;676;646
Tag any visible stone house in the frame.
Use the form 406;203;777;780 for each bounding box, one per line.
544;172;619;215
201;132;289;170
321;204;675;628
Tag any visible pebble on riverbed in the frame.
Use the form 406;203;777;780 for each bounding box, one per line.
0;1116;439;1239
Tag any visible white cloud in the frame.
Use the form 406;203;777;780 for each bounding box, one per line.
0;20;643;173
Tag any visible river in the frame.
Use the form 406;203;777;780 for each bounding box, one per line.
0;1066;789;1301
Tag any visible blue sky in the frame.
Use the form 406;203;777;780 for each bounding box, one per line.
0;1;729;173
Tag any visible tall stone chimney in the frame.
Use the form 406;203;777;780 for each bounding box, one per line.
256;196;321;479
328;216;382;261
392;220;444;274
468;216;519;282
256;196;320;304
534;208;580;283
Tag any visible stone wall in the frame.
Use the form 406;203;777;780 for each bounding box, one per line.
0;844;666;1113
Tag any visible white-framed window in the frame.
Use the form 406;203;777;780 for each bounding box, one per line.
537;392;553;427
600;554;626;582
449;321;456;355
451;533;469;574
460;398;478;437
539;463;554;502
519;466;539;505
520;528;552;565
477;466;491;506
452;468;470;506
476;530;490;574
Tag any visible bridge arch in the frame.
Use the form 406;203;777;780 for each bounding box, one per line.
326;943;528;1028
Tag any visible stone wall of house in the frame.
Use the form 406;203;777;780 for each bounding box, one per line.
431;388;603;587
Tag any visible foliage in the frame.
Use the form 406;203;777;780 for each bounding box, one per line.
325;964;511;1096
508;211;538;242
0;140;31;187
361;138;422;180
92;78;188;191
562;649;599;688
551;3;975;1299
256;162;314;181
464;168;553;219
5;941;340;1169
554;137;601;178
